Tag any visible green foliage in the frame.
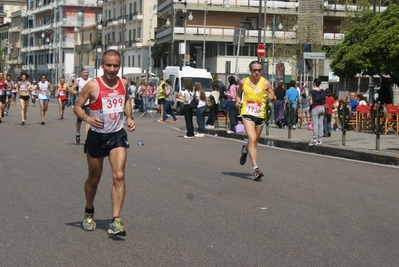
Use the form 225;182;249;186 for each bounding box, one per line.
330;4;399;86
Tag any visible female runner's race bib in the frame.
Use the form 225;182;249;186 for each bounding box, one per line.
246;101;261;117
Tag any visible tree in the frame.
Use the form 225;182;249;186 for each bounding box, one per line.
330;4;399;86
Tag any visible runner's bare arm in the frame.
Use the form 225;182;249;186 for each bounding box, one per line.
123;79;136;132
73;80;103;129
235;79;245;108
68;80;78;95
264;80;275;101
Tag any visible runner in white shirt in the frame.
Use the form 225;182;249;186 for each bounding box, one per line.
38;74;53;125
30;80;38;106
68;68;92;144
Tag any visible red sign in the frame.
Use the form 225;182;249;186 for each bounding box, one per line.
257;44;266;58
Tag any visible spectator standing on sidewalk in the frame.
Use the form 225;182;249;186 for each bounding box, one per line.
226;75;238;134
284;80;300;129
273;83;286;128
160;79;178;123
308;78;326;146
323;88;335;137
194;82;207;137
205;82;220;129
181;79;195;138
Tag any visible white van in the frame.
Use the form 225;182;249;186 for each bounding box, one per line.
163;66;213;114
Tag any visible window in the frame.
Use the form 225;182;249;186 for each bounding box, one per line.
133;2;136;13
0;4;4;14
132;55;135;67
133;29;136;39
138;55;140;67
240;17;257;30
139;0;142;12
137;27;141;38
226;44;235;56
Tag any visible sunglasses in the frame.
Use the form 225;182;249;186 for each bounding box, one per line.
251;68;262;73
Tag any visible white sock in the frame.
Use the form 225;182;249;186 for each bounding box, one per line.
243;146;248;153
253;165;258;171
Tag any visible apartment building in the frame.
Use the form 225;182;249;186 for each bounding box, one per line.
20;0;102;83
156;0;387;84
102;0;157;77
0;1;26;78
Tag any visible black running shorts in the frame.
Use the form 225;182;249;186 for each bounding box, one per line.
84;128;129;158
242;115;266;127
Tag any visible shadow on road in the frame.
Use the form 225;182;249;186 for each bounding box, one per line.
221;171;253;180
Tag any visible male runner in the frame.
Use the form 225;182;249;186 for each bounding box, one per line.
38;74;53;125
73;50;136;236
56;77;69;119
68;68;92;144
236;60;275;181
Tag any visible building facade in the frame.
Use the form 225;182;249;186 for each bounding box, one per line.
102;0;157;78
20;0;103;83
155;0;388;85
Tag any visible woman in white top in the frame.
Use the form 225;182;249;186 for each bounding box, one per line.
194;82;207;137
180;79;195;138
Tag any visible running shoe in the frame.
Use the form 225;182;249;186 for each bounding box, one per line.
158;120;165;124
83;212;96;231
21;121;25;125
107;218;126;236
76;134;81;144
226;130;234;134
42;121;45;125
253;168;264;181
183;135;194;139
172;120;178;123
239;145;248;165
195;133;205;137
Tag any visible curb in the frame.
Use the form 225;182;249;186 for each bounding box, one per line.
206;129;399;166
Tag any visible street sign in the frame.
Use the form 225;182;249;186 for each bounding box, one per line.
303;52;326;60
257;44;265;58
233;28;246;46
328;71;340;82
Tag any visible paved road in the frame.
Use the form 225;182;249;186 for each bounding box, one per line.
1;104;398;266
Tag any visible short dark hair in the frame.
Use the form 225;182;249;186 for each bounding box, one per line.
249;60;262;70
313;78;322;87
20;72;29;79
102;49;121;62
289;80;296;88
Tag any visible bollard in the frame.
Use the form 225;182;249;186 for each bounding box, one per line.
265;100;272;136
370;102;387;150
337;102;349;146
286;101;295;139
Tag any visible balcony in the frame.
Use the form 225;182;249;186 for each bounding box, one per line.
131;12;143;22
156;25;345;46
9;26;20;33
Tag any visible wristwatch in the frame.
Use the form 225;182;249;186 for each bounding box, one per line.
126;116;134;120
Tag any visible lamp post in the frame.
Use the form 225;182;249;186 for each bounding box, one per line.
178;1;193;66
267;16;283;87
76;0;103;71
95;19;103;77
202;1;209;69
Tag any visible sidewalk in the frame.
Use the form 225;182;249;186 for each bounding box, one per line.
205;120;399;166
